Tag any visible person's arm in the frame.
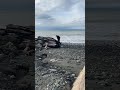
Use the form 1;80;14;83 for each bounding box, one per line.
72;66;85;90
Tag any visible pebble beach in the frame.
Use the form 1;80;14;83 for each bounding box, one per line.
35;40;85;90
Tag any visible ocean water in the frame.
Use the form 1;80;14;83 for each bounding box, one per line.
35;30;85;43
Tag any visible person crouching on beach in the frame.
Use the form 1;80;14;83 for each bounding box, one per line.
56;35;60;42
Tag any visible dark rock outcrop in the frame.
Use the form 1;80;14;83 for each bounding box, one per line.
0;24;34;90
36;36;61;49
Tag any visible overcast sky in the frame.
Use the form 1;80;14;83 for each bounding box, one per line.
35;0;85;30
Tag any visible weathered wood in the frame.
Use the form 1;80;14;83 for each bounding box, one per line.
72;66;85;90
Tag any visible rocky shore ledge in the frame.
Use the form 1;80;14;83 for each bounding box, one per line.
0;24;35;90
35;36;85;90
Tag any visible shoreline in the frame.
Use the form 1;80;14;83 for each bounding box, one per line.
35;30;85;43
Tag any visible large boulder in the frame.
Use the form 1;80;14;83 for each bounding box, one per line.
6;33;19;44
36;36;61;48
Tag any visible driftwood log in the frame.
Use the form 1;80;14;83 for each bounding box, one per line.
72;66;85;90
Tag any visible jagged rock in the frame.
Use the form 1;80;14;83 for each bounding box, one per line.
22;42;34;56
6;24;28;30
35;42;43;51
1;42;18;58
6;24;34;32
0;24;34;90
19;40;30;50
6;24;34;36
36;36;61;48
6;33;19;44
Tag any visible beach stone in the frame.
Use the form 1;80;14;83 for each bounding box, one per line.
76;60;81;63
35;43;42;50
71;74;76;77
50;59;56;62
41;54;47;59
2;42;17;54
49;69;57;72
9;75;16;79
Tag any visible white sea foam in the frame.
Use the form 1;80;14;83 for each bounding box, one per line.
35;30;85;43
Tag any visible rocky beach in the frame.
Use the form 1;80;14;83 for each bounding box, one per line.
0;24;85;90
35;36;85;90
86;40;120;90
0;24;35;90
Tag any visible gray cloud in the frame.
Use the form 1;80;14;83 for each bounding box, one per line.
37;14;54;21
35;0;85;30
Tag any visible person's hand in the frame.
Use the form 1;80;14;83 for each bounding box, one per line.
72;66;85;90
